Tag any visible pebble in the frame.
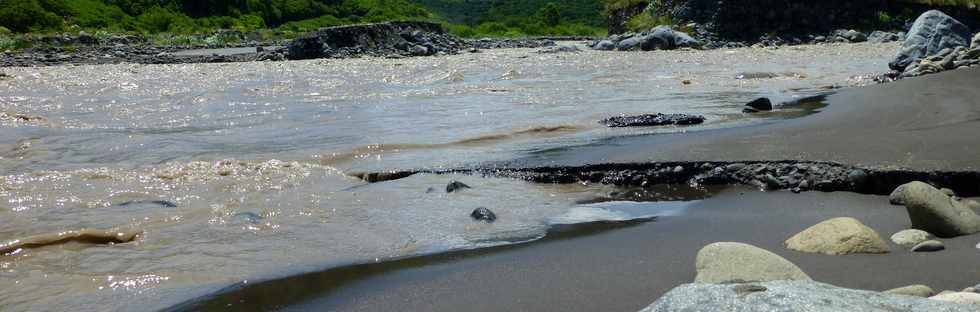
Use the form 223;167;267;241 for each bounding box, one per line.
911;240;945;252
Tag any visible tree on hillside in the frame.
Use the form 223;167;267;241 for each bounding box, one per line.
539;2;561;26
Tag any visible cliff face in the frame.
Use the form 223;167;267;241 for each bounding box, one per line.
612;0;979;38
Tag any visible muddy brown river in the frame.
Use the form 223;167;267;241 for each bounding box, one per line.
0;42;898;311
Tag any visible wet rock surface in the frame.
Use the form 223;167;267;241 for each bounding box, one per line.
743;97;773;112
446;180;471;193
470;207;497;222
642;280;979;312
473;161;980;197
600;113;705;127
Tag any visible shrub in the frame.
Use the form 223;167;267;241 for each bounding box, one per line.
0;0;64;33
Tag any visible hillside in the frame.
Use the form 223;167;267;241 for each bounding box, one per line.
0;0;607;38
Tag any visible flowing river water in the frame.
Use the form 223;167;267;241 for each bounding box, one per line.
0;42;898;311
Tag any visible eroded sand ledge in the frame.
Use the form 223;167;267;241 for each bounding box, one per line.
0;228;141;255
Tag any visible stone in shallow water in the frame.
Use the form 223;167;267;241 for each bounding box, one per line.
470;207;496;222
641;281;978;312
600;113;705;127
743;98;773;113
446;180;471;193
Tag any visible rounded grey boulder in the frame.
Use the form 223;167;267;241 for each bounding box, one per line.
895;181;980;238
695;242;810;283
890;10;971;70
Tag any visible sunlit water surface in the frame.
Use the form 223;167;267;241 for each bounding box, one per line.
0;42;898;311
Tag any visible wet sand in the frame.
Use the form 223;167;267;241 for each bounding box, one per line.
185;187;980;311
506;67;980;172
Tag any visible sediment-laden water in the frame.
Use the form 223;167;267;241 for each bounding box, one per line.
0;42;898;311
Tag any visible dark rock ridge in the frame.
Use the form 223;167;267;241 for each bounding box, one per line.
600;113;705;127
356;161;980;197
286;21;465;60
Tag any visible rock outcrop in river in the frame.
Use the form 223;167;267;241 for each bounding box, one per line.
286;21;466;60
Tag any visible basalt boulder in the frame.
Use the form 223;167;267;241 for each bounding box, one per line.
890;10;971;71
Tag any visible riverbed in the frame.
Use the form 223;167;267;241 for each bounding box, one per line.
0;42;899;311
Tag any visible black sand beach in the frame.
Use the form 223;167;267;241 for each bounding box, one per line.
506;67;980;172
185;188;980;311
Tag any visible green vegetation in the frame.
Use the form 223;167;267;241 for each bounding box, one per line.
417;0;606;37
0;0;439;35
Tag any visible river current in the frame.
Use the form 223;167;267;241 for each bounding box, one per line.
0;42;897;311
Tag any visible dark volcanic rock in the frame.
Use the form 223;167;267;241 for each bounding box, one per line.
744;98;773;112
446;180;471;193
285;22;465;60
890;10;971;71
601;113;706;127
470;207;496;222
868;31;902;43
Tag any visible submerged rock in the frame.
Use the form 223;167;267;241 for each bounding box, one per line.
446;180;471;193
600;113;705;127
695;242;810;283
891;229;932;248
642;281;978;312
785;217;890;255
885;284;936;297
470;207;496;222
894;181;980;237
890;10;971;70
911;240;945;252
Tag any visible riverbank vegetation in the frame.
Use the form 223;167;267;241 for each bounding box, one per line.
0;0;606;43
